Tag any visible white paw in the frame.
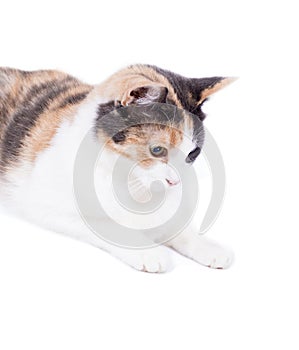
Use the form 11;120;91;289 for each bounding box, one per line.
192;240;234;269
167;234;234;270
118;246;173;273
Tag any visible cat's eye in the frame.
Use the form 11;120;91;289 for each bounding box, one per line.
149;145;168;158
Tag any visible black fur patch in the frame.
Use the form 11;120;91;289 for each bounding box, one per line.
96;100;122;120
112;131;127;143
186;146;201;164
95;102;185;142
58;91;90;109
148;65;224;121
0;104;10;135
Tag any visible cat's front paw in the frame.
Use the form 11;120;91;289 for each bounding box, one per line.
118;246;173;273
167;234;234;270
192;239;234;269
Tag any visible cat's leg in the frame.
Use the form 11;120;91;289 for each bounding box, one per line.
106;244;174;273
85;233;174;273
54;216;174;273
165;228;234;269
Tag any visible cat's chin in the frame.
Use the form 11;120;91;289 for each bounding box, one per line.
130;186;152;203
128;178;166;204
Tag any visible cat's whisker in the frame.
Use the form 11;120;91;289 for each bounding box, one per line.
128;180;144;190
127;178;141;186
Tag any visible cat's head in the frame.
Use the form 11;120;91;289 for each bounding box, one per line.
94;65;234;190
96;102;202;189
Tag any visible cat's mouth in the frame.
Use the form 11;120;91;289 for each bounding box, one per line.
165;178;180;187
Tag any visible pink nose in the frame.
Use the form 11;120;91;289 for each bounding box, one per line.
165;178;180;186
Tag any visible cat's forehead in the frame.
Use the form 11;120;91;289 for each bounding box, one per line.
135;123;185;147
96;102;200;141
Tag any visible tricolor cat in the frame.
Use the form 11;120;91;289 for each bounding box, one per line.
0;64;234;272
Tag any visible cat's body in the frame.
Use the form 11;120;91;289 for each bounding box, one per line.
0;65;234;272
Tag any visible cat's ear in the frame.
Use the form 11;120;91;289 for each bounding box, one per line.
121;85;168;106
193;77;237;105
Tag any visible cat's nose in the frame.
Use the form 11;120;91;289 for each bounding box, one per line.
165;178;180;186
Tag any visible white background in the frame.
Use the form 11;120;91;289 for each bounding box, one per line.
1;1;298;349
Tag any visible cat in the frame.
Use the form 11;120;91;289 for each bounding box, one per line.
0;64;234;272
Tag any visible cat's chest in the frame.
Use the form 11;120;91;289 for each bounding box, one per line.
94;164;182;229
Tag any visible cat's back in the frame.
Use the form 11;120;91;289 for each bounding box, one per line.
0;67;93;172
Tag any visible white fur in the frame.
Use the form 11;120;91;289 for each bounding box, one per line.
0;94;233;272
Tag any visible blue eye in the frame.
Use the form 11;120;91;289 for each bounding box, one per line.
150;145;168;157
